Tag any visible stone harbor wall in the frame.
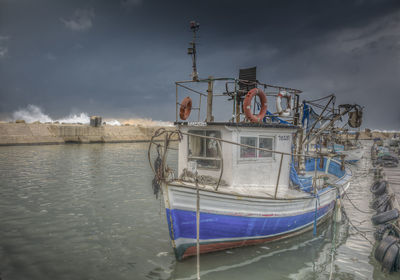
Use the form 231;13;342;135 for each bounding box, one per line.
0;123;173;146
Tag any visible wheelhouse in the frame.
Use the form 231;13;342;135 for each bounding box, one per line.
177;122;297;194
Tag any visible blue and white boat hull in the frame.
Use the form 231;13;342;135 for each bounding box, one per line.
162;179;349;260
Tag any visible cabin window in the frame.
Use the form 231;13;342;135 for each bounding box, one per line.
240;136;274;159
259;137;273;157
188;130;221;169
240;137;257;158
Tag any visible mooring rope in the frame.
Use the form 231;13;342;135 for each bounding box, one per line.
328;206;338;280
339;184;374;214
342;208;374;245
195;173;201;280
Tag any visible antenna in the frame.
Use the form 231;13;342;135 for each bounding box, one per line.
188;21;200;81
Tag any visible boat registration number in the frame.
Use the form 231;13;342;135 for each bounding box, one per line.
278;135;290;141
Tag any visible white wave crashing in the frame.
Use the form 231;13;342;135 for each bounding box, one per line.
9;105;172;127
56;113;90;124
104;120;121;126
10;105;120;125
12;105;53;123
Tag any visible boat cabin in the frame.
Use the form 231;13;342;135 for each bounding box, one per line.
177;122;297;194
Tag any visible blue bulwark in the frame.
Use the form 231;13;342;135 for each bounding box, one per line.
290;163;313;193
165;202;334;241
290;158;346;193
263;110;290;125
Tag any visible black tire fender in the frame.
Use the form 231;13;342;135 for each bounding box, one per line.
382;243;399;272
372;209;399;225
375;235;398;262
372;194;390;210
377;202;392;214
370;181;387;196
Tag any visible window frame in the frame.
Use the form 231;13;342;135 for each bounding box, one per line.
187;129;222;170
238;135;275;161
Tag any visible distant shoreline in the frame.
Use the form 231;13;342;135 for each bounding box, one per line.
0;123;174;146
0;122;398;146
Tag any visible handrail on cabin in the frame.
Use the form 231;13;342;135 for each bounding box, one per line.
181;131;327;159
148;128;345;200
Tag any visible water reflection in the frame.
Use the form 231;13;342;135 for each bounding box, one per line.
0;142;398;279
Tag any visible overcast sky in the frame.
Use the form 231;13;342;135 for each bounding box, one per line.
0;0;399;129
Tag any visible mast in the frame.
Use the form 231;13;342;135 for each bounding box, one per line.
188;21;200;81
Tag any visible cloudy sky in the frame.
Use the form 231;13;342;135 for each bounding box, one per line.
0;0;399;129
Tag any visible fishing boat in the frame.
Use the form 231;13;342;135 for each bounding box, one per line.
301;97;364;164
336;146;364;164
148;22;360;261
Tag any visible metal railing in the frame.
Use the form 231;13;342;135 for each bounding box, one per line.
148;128;343;200
175;77;302;124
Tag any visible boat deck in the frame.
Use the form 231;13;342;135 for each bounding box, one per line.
168;179;331;200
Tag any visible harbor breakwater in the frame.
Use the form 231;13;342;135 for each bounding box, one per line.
0;123;173;146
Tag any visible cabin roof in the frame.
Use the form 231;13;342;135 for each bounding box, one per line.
174;122;298;129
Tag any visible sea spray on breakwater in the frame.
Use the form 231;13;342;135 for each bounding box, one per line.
7;104;174;127
12;105;53;123
10;105;121;125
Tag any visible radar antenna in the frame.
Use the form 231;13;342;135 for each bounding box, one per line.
187;21;200;81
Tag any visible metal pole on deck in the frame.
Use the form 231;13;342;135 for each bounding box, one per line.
235;94;241;123
206;76;214;122
313;157;318;235
176;84;179;122
195;173;200;280
198;95;202;122
274;154;284;199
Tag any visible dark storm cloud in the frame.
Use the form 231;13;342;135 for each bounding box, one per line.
60;8;95;31
0;0;399;129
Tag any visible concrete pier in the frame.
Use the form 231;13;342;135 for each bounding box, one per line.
0;123;172;146
383;167;400;217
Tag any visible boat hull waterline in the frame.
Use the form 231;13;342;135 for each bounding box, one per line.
162;182;349;260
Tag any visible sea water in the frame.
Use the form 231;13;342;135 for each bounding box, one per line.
0;142;397;279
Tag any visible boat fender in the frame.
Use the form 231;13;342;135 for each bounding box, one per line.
372;193;390;210
374;224;399;241
152;146;163;199
381;243;399;272
276;90;292;117
179;97;192;120
376;202;392;214
374;224;388;241
374;235;398;262
243;88;267;123
334;198;342;222
371;209;399;225
396;247;400;272
370;181;387;196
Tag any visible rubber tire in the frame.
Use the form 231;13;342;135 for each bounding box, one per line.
372;209;399;225
370;181;387;196
374;224;387;241
382;243;399;272
396;246;400;272
372;194;390;210
375;235;398;262
374;224;397;241
377;202;391;214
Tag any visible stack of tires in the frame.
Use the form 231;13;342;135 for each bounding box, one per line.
370;180;400;272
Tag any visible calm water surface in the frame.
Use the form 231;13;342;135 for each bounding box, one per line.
0;142;397;279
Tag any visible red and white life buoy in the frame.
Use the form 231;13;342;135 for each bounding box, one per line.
179;97;192;120
243;88;268;122
276;90;292;117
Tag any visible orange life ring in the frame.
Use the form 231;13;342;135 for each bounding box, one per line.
179;97;192;120
243;88;267;122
